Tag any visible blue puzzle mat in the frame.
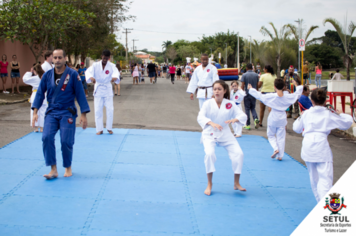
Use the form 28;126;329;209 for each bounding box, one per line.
0;128;316;236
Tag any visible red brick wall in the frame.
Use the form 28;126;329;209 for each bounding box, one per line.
0;40;44;90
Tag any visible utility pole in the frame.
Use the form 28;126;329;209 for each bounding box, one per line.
295;19;301;74
123;28;133;63
237;32;240;71
225;43;228;67
248;35;252;63
132;39;139;54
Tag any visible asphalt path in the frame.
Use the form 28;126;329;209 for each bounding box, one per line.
0;74;355;183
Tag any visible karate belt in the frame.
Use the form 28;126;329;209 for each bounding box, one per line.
196;86;213;99
94;83;109;95
29;89;37;102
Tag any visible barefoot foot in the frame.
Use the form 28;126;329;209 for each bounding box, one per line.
108;130;113;134
204;184;212;196
64;167;72;177
234;184;246;191
96;131;103;135
43;170;58;180
277;157;283;161
271;150;279;159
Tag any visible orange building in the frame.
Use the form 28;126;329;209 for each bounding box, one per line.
134;52;155;64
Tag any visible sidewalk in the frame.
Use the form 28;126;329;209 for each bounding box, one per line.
0;86;32;105
309;84;356;137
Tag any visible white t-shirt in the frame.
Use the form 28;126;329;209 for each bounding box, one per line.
185;66;191;73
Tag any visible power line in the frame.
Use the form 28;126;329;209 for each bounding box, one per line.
128;29;208;35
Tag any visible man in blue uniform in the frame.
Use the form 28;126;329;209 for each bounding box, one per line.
32;49;90;179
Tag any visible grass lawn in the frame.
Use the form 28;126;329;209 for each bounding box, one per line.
308;69;356;80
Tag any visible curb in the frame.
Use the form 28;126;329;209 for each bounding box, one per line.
0;98;29;105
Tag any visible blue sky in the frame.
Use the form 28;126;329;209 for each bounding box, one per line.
119;0;356;52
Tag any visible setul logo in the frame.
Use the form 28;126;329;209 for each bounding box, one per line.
324;193;346;215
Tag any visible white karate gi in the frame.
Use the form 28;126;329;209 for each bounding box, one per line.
86;61;120;132
22;72;48;127
187;64;220;109
249;86;303;159
41;61;53;73
293;106;353;202
230;89;246;136
198;98;247;174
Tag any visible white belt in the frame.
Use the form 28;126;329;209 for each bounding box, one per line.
94;83;110;95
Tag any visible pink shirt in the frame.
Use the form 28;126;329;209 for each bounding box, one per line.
0;61;8;74
169;66;176;74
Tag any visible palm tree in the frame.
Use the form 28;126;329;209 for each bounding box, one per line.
251;40;266;66
161;40;172;52
260;22;291;79
324;17;356;80
285;20;319;43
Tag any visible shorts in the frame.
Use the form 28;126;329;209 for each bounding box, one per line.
11;72;20;78
149;72;155;78
82;80;88;90
186;73;191;79
1;73;8;78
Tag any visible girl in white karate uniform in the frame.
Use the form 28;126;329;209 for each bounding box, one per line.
230;81;246;137
293;89;353;202
22;64;48;132
198;80;247;196
248;79;302;160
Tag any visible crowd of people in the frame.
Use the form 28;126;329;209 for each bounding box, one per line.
129;62;197;85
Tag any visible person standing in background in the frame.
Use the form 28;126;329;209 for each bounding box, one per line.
10;55;21;94
315;62;322;88
41;51;53;73
331;69;344;81
78;62;88;97
240;63;259;130
185;63;192;81
176;65;182;80
284;66;300;119
256;63;261;74
258;65;276;127
1;54;9;93
115;63;121;96
169;64;176;84
303;61;310;85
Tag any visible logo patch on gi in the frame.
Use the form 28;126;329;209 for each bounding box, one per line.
235;95;238;99
207;69;210;72
67;118;73;124
226;103;232;109
105;70;109;74
210;133;213;136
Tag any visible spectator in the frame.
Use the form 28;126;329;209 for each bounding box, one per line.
256;62;261;74
162;64;167;78
132;63;139;85
185;63;192;81
154;63;159;83
315;62;322;88
75;64;80;72
284;65;300;119
176;65;182;80
78;62;88;97
280;68;285;78
331;69;344;81
41;50;53;72
303;61;310;85
169;64;176;84
10;54;21;93
115;63;121;96
241;63;260;129
258;65;276;127
147;61;157;84
224;64;227;68
298;85;312;112
140;64;145;83
1;54;9;93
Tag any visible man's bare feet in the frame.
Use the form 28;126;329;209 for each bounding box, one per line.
204;183;212;196
234;184;246;191
96;131;103;135
271;150;279;159
108;130;113;134
43;165;58;180
277;157;283;161
64;166;72;177
40;128;43;132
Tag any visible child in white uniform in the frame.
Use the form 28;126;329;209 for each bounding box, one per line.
198;80;247;196
23;64;48;132
230;81;246;137
293;89;353;202
248;79;302;160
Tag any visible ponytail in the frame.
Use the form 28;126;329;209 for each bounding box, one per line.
213;80;230;99
311;88;326;105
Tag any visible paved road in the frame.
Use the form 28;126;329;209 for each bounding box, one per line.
0;74;355;183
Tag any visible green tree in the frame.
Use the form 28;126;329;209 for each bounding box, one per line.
176;45;200;63
324;17;356;80
305;44;343;69
260;23;291;79
0;0;94;62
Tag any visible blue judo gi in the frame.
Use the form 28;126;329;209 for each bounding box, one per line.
32;66;90;168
